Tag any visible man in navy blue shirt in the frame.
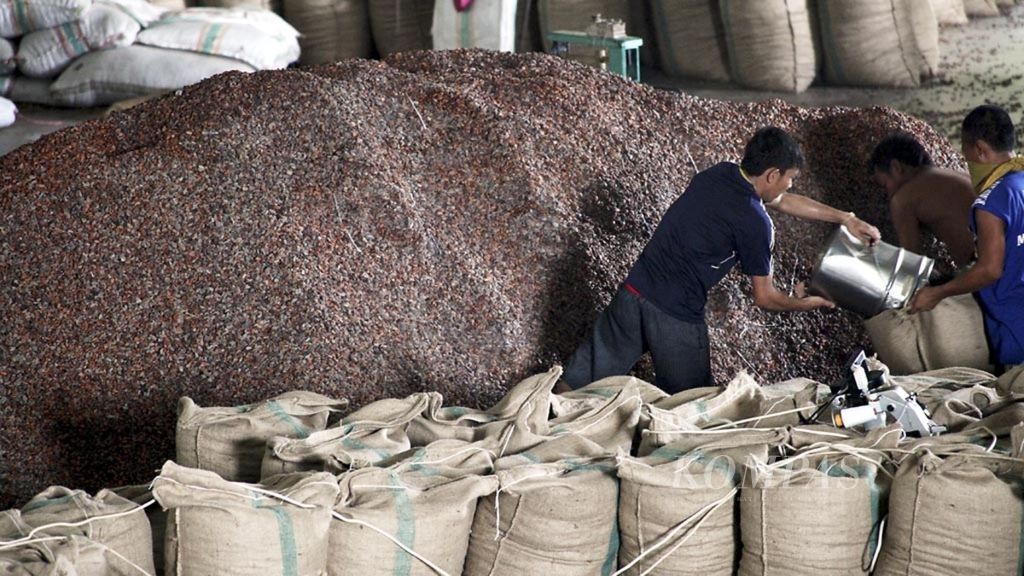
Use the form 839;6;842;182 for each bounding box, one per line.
561;127;881;394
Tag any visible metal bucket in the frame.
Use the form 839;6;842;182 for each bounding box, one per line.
809;226;934;317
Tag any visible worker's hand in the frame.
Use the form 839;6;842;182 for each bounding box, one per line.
843;215;881;247
794;281;835;310
907;285;942;314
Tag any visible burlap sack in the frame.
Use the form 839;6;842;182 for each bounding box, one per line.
785;424;861;449
884;367;1004;431
649;0;730;82
644;427;788;457
908;0;939;77
996;363;1024;396
639;372;764;455
755;377;827;428
738;426;900;576
262;392;433;479
463;438;619;576
176;390;347;482
930;0;968;25
283;0;372;65
110;484;166;576
1013;422;1024;457
0;509;83;575
407;368;557;451
548;380;643;452
816;0;936;88
153;461;338;576
962;401;1024;437
368;0;434;57
18;486;155;576
616;433;776;575
551;375;667;418
329;442;499;576
874;448;1024;576
865;294;994;374
720;0;816;92
962;0;1000;16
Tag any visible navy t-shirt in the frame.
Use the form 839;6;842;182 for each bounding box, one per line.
625;162;775;323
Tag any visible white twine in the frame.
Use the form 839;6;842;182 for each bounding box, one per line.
491;470;565;541
408;446;497;469
329;509;450;576
869;516;886;574
93;538;154;576
497;423;516;458
0;500;155;551
944;398;984;419
611;487;738;576
759;444;897;481
407;96;427;130
705;406;812;430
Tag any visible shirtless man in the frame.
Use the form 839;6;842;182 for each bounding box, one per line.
870;131;976;267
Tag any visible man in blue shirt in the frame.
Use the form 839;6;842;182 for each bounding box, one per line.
910;104;1024;368
561;127;881;393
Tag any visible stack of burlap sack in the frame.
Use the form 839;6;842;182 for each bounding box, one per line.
3;361;1024;575
0;0;299;110
646;0;1021;93
865;292;995;376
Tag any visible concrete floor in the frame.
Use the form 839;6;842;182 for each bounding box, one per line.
1;5;1022;156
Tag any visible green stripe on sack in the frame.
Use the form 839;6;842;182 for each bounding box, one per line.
200;23;224;55
268;401;310;439
268;507;299;576
601;477;620;576
390;473;415;576
341;435;393;461
695;400;709;422
60;22;88;57
13;0;31;36
22;493;76;512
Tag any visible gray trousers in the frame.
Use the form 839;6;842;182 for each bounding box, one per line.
562;285;713;394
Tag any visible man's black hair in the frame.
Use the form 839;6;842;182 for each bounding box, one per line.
869;131;933;173
962;104;1016;152
740;127;805;177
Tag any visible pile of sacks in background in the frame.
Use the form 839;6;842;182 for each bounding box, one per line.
642;0;1022;92
0;0;299;120
3;361;1024;575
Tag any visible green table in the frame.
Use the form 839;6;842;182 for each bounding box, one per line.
548;31;644;81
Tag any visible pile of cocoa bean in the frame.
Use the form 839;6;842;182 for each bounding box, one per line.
0;49;958;507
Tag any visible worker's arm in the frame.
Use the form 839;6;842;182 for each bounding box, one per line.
750;275;835;312
890;196;925;255
770;193;881;245
908;209;1005;313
